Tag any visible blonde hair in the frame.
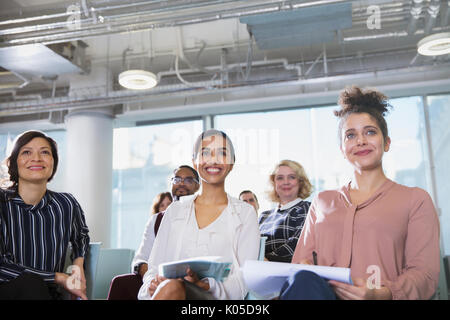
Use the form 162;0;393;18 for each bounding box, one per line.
267;160;313;202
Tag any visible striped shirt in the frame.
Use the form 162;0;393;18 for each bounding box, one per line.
0;188;90;283
258;198;310;262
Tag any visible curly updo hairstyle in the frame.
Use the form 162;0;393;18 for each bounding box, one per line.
335;86;392;146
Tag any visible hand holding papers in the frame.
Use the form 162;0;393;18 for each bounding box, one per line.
158;256;231;281
242;260;352;298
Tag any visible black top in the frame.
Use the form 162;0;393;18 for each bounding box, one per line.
0;188;90;282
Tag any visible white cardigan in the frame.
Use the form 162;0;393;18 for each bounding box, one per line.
137;193;260;300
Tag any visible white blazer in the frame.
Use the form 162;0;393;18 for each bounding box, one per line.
137;193;260;300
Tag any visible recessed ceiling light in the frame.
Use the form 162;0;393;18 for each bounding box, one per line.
417;32;450;56
118;69;158;90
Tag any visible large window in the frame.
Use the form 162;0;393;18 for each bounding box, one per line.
427;94;450;255
112;120;203;249
215;108;317;211
215;97;429;213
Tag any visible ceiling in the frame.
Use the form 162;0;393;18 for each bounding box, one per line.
0;0;449;127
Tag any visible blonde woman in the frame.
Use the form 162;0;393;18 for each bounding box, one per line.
259;160;313;262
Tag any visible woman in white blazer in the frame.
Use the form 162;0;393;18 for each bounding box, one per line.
138;129;260;300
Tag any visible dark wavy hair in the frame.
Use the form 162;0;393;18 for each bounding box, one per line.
335;86;392;145
5;130;59;190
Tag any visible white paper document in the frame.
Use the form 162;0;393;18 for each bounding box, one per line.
158;256;232;281
242;260;352;298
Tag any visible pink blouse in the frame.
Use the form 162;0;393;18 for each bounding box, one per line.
292;179;440;300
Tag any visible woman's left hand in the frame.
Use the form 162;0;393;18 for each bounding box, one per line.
328;278;392;300
184;268;210;291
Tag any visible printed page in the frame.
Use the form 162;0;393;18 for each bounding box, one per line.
242;260;352;298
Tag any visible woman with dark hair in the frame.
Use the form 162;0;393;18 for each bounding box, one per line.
138;129;260;300
0;130;90;300
151;192;173;215
280;86;440;300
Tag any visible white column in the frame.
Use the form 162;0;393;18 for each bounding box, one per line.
64;108;114;248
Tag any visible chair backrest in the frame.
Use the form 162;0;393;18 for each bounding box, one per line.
258;236;267;261
245;236;267;300
92;248;135;300
63;242;102;300
85;242;102;300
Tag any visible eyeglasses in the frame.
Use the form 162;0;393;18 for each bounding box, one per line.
171;176;199;185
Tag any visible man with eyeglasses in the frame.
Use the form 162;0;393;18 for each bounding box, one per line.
107;165;200;300
133;166;200;276
170;166;200;201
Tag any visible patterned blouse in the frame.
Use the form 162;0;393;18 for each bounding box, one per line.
258;198;310;262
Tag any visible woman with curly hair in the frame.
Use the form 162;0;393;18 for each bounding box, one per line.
281;86;440;300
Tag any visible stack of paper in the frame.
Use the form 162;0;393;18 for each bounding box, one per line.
242;260;352;298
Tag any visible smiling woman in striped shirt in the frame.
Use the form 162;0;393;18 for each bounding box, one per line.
0;130;90;300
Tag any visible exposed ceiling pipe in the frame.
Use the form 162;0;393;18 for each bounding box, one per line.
407;0;424;35
1;0;354;46
156;58;300;79
174;27;218;89
0;0;241;27
442;1;450;27
344;31;409;42
425;0;441;34
2;62;449;117
174;55;221;89
121;47;133;70
343;25;450;42
175;28;218;76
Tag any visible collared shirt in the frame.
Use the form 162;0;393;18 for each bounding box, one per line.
259;198;311;263
292;179;440;300
138;194;260;300
0;188;90;283
278;197;303;211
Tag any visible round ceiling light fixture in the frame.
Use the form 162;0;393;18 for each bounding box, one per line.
417;32;450;56
118;69;158;90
